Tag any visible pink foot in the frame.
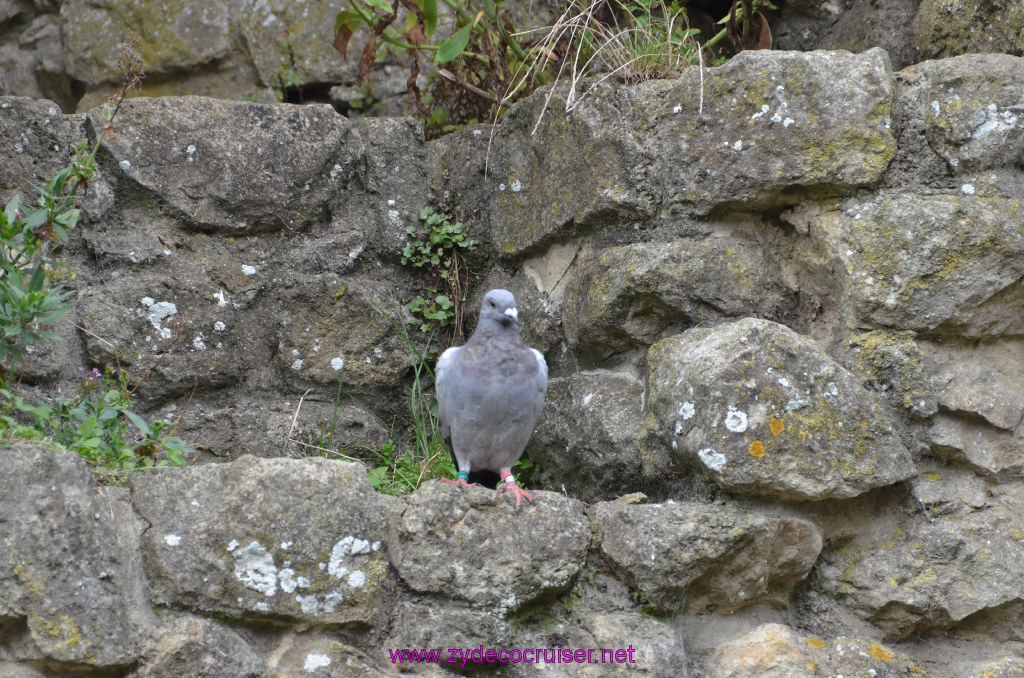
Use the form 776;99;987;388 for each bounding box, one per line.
498;470;533;510
440;476;476;489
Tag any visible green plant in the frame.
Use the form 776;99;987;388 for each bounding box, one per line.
335;0;546;137
579;0;702;85
335;0;777;137
272;38;305;102
0;142;97;377
0;34;192;480
360;308;456;495
347;82;387;117
402;193;477;337
0;366;194;480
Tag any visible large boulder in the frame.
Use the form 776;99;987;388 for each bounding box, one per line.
642;47;897;215
60;0;232;85
642;318;915;500
812;192;1024;335
130;455;397;627
702;623;926;677
87;97;363;235
821;469;1024;639
897;54;1024;175
0;443;149;670
913;0;1024;60
486;48;896;257
388;481;590;615
593;501;822;615
562;230;793;358
526;370;646;503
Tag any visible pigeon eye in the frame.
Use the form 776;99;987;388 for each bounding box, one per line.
489;300;497;308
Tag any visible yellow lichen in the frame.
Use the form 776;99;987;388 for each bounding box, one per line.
769;417;785;436
870;644;893;661
806;637;825;649
748;440;765;458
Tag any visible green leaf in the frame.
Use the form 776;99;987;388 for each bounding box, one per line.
422;0;438;36
25;264;46;294
23;208;48;231
123;410;153;437
362;0;394;12
435;23;472;64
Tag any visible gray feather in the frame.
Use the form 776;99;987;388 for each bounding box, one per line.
435;290;548;475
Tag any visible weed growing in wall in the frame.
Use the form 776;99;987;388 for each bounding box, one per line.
402;186;477;340
334;0;776;134
0;34;195;480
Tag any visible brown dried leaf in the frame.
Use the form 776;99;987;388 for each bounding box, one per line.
334;25;355;60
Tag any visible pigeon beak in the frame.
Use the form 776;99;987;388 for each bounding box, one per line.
504;307;519;321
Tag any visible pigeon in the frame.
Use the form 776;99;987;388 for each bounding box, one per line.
435;289;548;509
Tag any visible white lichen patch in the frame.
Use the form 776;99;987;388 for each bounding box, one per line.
296;591;345;615
724;407;748;433
331;357;344;371
164;534;182;546
119;160;131;171
962;183;975;195
140;297;177;340
192;334;207;351
214;321;226;333
279;567;308;594
698;448;727;472
678;401;695;420
347;570;366;588
242;265;257;276
510;180;523;192
232;541;278;597
291;359;303;371
304;653;331;672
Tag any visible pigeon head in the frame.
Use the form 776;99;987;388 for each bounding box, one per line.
479;289;519;330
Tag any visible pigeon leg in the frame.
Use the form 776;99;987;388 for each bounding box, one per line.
440;470;477;489
497;469;533;510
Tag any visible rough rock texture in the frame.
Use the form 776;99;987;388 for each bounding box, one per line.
594;501;822;614
913;0;1024;60
0;97;81;203
487;48;896;257
772;0;922;69
899;54;1024;175
702;623;925;677
562;231;793;357
2;46;1024;677
389;482;590;614
90;96;361;234
60;0;231;85
643;318;915;500
130;455;396;626
821;469;1024;640
813;192;1024;334
525;370;646;503
129;614;265;678
0;443;149;669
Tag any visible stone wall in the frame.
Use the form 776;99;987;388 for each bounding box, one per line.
2;45;1024;676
